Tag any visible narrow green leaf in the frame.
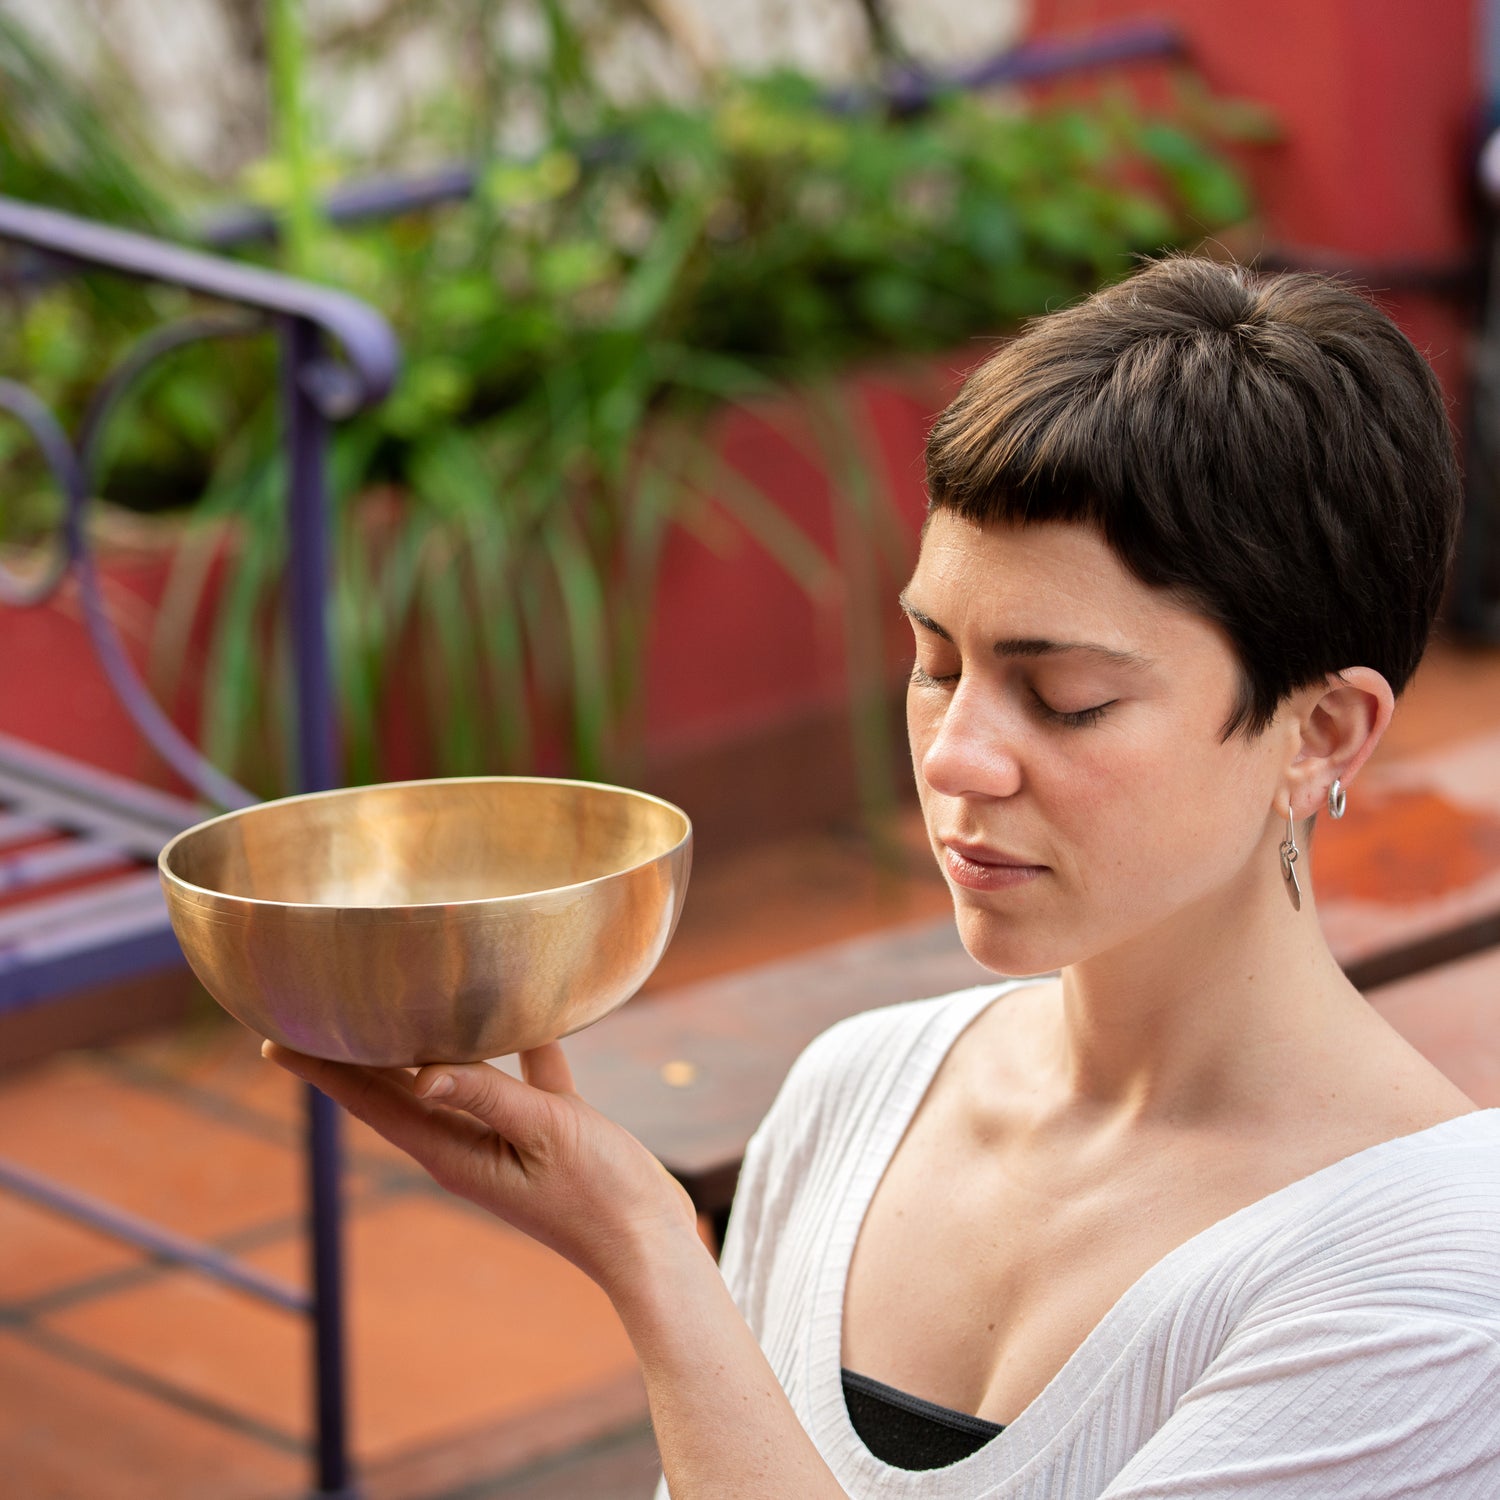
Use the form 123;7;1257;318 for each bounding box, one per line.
612;192;708;333
462;505;533;770
542;514;611;777
671;429;837;600
419;530;484;775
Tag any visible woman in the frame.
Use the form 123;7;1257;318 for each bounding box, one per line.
268;256;1500;1497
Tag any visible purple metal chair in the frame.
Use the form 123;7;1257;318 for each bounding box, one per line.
0;195;399;1499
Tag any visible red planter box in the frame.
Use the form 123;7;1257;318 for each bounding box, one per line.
4;2;1483;835
0;359;967;834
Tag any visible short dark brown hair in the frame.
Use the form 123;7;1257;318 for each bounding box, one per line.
924;255;1462;738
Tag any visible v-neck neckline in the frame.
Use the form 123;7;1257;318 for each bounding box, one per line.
807;983;1497;1495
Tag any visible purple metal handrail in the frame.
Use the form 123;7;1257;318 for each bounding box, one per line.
0;193;398;1499
830;18;1187;114
194;22;1189;252
0;196;398;811
0;197;397;416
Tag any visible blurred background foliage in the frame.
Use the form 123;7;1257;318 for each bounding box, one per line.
0;0;1260;799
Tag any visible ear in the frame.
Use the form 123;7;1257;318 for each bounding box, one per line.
1285;667;1395;818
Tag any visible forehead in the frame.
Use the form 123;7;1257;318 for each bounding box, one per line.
907;512;1210;660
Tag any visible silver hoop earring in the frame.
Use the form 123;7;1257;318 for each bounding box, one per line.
1327;777;1346;819
1279;808;1302;911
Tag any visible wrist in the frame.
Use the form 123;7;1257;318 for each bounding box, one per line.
601;1217;722;1329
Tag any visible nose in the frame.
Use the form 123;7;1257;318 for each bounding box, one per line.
915;677;1024;801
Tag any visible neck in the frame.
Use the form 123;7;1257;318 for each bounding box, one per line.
1051;859;1356;1124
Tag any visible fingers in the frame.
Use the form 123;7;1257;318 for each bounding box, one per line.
411;1058;555;1150
262;1041;490;1160
262;1041;413;1095
520;1041;576;1096
264;1042;568;1187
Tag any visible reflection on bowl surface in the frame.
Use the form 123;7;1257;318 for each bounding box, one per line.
158;777;692;1066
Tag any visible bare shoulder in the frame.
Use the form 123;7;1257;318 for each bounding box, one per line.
766;983;1023;1135
1331;996;1480;1139
918;975;1064;1116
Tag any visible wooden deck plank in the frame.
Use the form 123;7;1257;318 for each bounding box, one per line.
0;732;207;828
0;735;207;858
0;871;168;950
0;839;133;894
0;812;50;847
563;918;989;1211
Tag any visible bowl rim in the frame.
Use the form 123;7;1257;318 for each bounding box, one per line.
157;774;693;914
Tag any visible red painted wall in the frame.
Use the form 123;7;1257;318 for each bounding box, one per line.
0;555;201;788
3;4;1483;795
1028;0;1482;395
642;0;1486;758
639;366;951;757
1032;0;1479;256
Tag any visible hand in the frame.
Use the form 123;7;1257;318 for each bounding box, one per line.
263;1040;701;1297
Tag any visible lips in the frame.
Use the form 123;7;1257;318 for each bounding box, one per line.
940;837;1043;869
939;837;1047;893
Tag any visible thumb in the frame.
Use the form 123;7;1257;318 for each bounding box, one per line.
413;1060;553;1147
520;1041;576;1096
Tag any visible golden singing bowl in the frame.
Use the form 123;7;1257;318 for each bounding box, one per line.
158;777;692;1066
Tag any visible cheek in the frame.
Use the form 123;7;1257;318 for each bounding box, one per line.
1072;735;1272;899
906;690;939;775
1045;731;1253;879
1037;750;1142;890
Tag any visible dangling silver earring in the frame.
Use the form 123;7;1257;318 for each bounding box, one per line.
1279;808;1302;911
1327;777;1346;819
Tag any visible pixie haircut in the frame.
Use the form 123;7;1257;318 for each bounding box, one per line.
924;255;1462;740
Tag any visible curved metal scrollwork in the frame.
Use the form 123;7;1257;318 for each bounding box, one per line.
0;197;399;415
0;295;371;814
0;342;258;810
76;311;267;480
0;195;400;815
0;381;81;609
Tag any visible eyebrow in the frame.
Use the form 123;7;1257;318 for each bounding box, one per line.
897;594;1155;671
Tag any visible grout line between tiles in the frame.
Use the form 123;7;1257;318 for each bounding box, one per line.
0;1165;518;1327
2;1178;370;1322
425;1418;658;1500
16;1320;309;1457
92;1045;428;1180
88;1043;545;1209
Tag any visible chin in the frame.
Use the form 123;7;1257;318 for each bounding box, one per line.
950;899;1069;980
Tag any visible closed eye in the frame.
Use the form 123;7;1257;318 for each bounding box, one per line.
911;666;1115;727
1035;696;1115;728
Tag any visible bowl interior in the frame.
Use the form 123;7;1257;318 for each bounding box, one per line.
165;778;690;907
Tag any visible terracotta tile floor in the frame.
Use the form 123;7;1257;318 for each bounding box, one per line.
3;637;1500;1499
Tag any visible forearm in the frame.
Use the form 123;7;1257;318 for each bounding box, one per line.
610;1234;849;1499
260;1045;833;1491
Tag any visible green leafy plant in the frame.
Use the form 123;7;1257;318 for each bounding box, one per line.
1;4;1261;813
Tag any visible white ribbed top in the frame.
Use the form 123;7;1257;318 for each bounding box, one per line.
655;982;1500;1498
